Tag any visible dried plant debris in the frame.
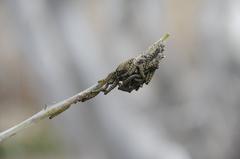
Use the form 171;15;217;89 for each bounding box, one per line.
0;34;170;142
95;34;169;95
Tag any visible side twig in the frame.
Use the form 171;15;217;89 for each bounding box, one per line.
0;34;169;143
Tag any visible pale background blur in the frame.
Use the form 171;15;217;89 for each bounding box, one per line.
0;0;240;159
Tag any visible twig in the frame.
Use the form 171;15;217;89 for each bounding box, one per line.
0;34;169;143
0;83;103;143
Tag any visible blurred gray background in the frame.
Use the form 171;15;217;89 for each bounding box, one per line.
0;0;240;159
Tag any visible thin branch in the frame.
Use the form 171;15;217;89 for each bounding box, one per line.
0;34;169;143
0;83;102;143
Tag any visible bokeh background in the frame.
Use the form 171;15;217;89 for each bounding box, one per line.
0;0;240;159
